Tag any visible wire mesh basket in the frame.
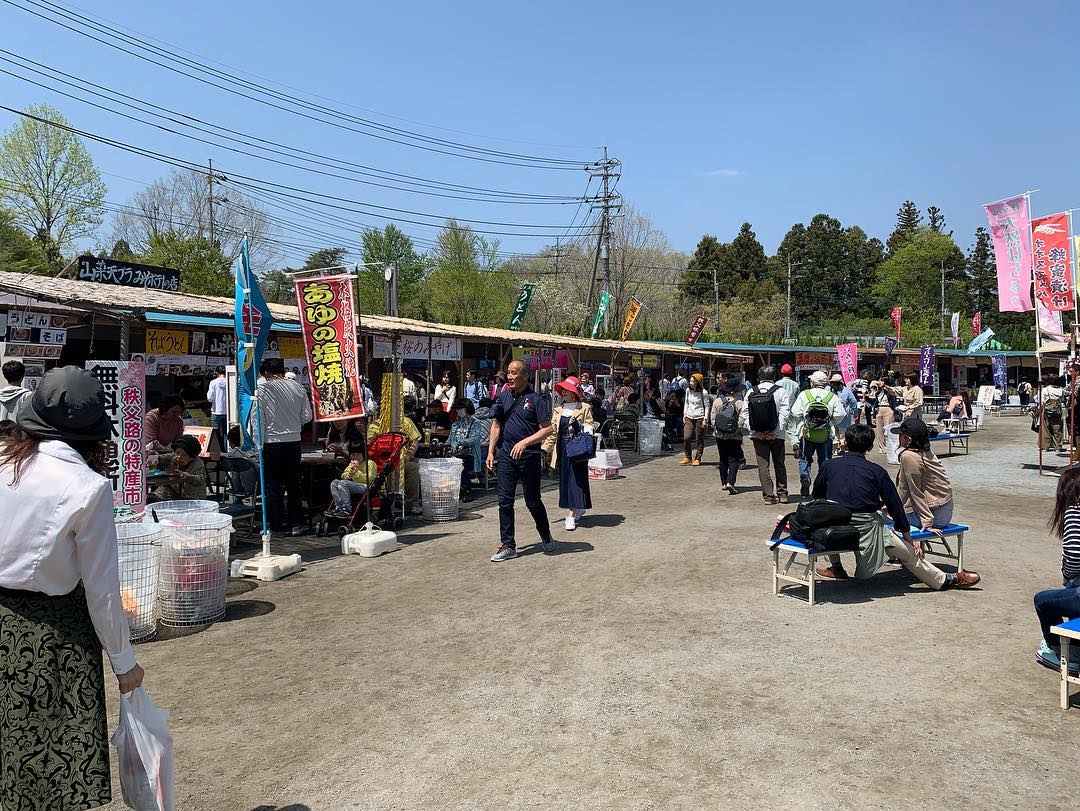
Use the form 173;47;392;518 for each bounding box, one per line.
638;418;663;456
156;512;232;627
151;499;219;519
419;457;463;522
115;522;164;643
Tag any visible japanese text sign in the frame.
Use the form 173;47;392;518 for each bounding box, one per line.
684;314;709;347
883;337;898;367
619;297;642;342
372;334;462;361
984;195;1034;312
87;361;145;522
1031;213;1075;312
507;283;535;331
991;354;1008;393
77;255;180;291
836;343;858;384
971;312;981;339
919;345;935;387
890;306;902;341
295;275;365;422
145;328;189;355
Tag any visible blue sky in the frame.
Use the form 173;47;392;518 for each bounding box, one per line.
1;0;1077;265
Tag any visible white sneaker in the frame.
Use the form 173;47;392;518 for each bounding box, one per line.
564;515;576;531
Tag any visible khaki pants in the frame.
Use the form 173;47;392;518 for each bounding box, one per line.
875;406;894;451
1044;414;1064;451
828;535;946;589
751;437;788;499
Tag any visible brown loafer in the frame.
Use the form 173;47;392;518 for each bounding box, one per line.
815;566;849;580
949;571;981;589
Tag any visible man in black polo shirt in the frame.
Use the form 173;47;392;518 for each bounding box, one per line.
486;359;556;561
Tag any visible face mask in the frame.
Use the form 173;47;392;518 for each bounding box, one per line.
562;399;580;409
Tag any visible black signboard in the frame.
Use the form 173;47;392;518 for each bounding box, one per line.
76;256;181;292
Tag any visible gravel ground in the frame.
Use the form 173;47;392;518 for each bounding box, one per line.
102;415;1075;810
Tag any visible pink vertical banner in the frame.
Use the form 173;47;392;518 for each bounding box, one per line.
1037;299;1066;340
835;343;858;384
88;360;146;521
983;194;1034;312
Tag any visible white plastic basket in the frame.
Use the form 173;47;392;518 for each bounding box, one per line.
115;523;164;643
151;499;219;520
885;422;901;465
638;418;663;456
419;457;463;522
156;512;232;627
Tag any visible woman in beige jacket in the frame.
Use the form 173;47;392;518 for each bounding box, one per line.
541;376;598;532
892;417;954;531
900;374;924;421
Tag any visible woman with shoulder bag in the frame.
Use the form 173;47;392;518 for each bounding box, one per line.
710;377;746;494
0;367;145;808
541;376;598;532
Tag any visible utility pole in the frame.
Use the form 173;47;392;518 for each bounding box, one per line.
940;259;945;339
713;265;720;334
586;147;621;337
208;158;215;248
786;257;793;342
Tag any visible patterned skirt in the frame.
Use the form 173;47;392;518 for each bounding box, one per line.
0;584;111;810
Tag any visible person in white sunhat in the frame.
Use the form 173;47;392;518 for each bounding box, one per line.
542;375;598;532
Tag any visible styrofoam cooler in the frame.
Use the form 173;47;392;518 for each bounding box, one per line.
115;522;164;643
588;448;622;479
884;422;901;465
638;418;663;456
420;457;463;521
155;512;232;627
971;403;985;428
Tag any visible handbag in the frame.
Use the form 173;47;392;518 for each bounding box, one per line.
769;499;856;552
564;417;597;463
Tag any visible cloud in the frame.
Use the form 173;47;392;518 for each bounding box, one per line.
705;168;742;177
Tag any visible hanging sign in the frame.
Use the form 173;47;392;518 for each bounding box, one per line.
684;314;709;347
1037;299;1066;341
295;275;365;422
836;343;858;384
950;311;960;347
507;283;535;331
372;334;462;361
590;291;612;339
1031;213;1075;311
87;360;146;522
145;328;189;355
971;312;981;339
619;297;643;341
918;345;935;387
983;194;1034;313
966;327;995;354
77;255;180;291
890;306;902;342
991;354;1008;393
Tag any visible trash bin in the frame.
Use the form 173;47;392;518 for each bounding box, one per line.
884;422;901;465
638;418;663;456
115;522;164;643
971;403;985;429
419;457;463;521
155;512;232;627
150;499;219;520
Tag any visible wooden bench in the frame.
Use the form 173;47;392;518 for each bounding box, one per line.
1052;618;1080;709
768;537;850;607
929;432;969;455
887;522;969;571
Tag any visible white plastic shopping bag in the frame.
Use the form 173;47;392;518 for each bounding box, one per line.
111;687;176;811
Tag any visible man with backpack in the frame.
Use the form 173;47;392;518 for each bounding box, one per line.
1040;374;1066;453
791;370;847;496
710;377;746;494
777;364;801;455
742;365;792;504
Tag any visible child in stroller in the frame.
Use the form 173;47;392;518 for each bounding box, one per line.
317;432;408;537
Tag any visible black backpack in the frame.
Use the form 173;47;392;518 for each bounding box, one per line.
770;499;860;552
747;384;781;432
713;397;739;436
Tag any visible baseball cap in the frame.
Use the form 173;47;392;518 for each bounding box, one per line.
890;416;937;442
780;363;793;374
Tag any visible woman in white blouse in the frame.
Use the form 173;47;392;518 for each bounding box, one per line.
433;369;457;411
0;366;145;808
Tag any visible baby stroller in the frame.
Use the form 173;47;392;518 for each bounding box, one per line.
315;432;407;538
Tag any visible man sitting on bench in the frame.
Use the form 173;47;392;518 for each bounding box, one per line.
814;424;981;590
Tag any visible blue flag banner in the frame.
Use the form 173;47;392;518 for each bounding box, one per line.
991;354;1008;392
966;327;995;355
882;336;898;368
918;345;935;388
234;239;274;449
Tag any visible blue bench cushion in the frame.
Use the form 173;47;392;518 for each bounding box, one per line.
885;522;968;539
1053;617;1080;636
929;433;970;440
767;537;830;554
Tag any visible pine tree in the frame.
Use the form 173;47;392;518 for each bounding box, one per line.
927;205;950;236
680;234;726;301
886;200;922;254
728;222;770;298
966;226;996;314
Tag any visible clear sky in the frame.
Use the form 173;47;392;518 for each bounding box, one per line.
1;0;1077;266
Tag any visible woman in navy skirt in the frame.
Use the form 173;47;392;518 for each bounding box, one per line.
542;376;598;532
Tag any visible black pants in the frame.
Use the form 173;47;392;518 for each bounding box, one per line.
715;437;742;485
497;451;550;550
263;441;303;531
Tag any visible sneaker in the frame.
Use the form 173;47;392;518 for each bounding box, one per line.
564;515;576;531
290;525;307;537
679;457;692;465
1035;647;1080;676
800;477;811;497
777;494;789;504
764;496;779;505
490;545;518;562
407;503;424;516
540;536;557;553
691;459;701;467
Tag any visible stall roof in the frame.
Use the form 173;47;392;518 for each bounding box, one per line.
0;271;750;362
684;341;1037;359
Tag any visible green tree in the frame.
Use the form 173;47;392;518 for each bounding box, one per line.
728;221;773;299
424;221;512;326
886;200;922;255
0;206;50;274
966;226;996;315
0;103;106;262
143;231;232;297
109;239;136;261
260;268;296;306
926;205;950;236
681;234;725;301
874;228;965;335
360;224;426;318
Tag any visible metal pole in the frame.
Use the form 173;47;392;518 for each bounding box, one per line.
208;158;215;247
602;146;611;335
785;257;792;341
713;265;720;335
940;259;945;340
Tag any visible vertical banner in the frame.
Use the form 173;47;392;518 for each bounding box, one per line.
971;311;981;339
88;360;146;522
882;336;898;368
950;311;960;347
836;343;858;384
1031;213;1075;311
294;274;366;422
918;345;935;387
991;354;1008;392
234;239;274;448
890;306;902;342
684;314;709;347
619;296;643;341
983;194;1034;312
1037;299;1066;340
507;283;535;331
590;291;612;339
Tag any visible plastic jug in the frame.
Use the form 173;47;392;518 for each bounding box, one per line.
884;422;901;465
342;522;398;557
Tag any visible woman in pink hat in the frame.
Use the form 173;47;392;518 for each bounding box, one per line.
542;375;598;531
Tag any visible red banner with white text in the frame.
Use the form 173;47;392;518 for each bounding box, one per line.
890;307;902;342
294;275;365;422
1031;213;1075;311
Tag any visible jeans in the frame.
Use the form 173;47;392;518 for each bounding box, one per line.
715;437;742;486
330;479;367;513
905;499;954;531
263;441;303;531
1034;579;1080;649
496;451;550;550
751;437;788;500
799;438;832;482
212;413;229;449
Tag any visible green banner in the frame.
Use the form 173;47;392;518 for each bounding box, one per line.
507;283;535;331
590;290;612;339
